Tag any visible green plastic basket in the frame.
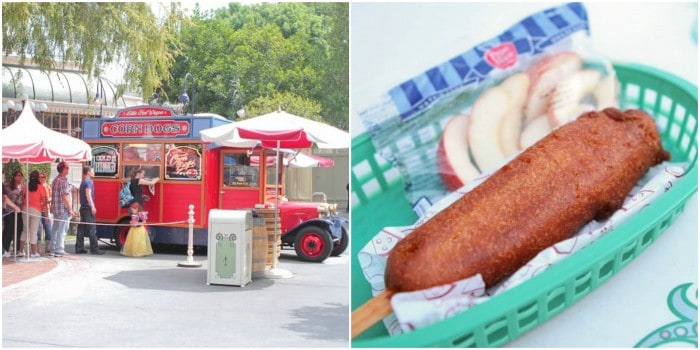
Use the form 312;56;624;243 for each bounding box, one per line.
350;63;698;347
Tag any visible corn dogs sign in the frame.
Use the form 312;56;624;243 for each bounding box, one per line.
100;106;190;138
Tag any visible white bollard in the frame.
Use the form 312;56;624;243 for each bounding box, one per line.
178;204;201;267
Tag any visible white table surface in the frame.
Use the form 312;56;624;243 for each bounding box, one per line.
350;2;698;347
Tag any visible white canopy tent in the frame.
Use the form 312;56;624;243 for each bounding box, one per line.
2;104;92;163
1;105;92;261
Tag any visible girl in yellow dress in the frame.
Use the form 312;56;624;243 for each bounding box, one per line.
121;203;153;257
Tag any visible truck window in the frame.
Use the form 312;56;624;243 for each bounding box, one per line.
123;143;162;162
223;153;259;187
122;143;162;180
123;165;161;180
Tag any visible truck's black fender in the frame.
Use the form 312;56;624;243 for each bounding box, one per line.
282;215;347;245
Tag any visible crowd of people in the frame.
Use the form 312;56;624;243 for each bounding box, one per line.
2;163;158;259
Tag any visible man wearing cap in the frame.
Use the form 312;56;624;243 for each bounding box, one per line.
51;162;74;257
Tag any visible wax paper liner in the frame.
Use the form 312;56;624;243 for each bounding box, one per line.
358;162;688;335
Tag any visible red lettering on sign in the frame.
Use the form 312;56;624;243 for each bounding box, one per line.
116;106;174;118
101;121;190;138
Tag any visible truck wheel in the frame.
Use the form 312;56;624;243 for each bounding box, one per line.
294;226;332;263
114;217;131;250
331;226;349;257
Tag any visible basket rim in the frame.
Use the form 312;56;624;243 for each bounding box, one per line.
351;62;699;347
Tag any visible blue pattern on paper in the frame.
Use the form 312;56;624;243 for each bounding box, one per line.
389;2;590;121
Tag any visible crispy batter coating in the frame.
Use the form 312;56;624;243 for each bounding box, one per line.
385;108;669;292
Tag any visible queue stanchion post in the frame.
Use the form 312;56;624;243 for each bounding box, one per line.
24;211;29;261
13;211;18;262
178;204;201;267
26;209;34;261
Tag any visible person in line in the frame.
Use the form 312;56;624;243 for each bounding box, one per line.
121;202;153;257
2;169;21;257
37;172;52;255
2;170;25;256
51;162;74;257
76;166;104;255
129;168;159;210
21;171;45;257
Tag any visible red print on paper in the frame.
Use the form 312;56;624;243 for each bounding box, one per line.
485;42;518;69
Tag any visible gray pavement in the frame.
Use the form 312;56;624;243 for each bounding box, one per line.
2;239;349;348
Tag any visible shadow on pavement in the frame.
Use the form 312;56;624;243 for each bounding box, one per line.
279;250;308;263
283;302;349;343
104;267;275;292
278;249;346;263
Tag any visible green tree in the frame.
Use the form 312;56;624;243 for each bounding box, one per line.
2;2;184;98
163;3;348;130
247;91;323;122
310;3;349;130
2;162;51;184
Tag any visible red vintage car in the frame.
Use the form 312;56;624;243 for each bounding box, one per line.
278;200;348;262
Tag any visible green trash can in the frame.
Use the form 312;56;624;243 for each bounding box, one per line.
207;209;252;287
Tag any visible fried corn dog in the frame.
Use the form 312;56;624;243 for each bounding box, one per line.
385;108;669;292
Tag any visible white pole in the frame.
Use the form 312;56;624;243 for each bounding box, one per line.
273;140;280;269
178;204;201;267
24;161;30;261
263;140;292;279
24;209;30;260
13;211;18;262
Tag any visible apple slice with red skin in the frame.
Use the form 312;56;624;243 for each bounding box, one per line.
524;52;582;122
499;73;530;157
468;86;510;172
437;113;480;191
548;69;601;127
519;115;552;150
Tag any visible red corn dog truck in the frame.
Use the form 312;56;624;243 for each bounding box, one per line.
81;105;347;262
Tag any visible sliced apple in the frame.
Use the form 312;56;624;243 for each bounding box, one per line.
468;86;509;172
524;52;582;122
548;69;601;127
437;113;480;191
519;115;552;150
594;73;618;109
499;73;530;157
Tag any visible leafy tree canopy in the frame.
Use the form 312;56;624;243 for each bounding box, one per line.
165;2;348;129
2;2;184;98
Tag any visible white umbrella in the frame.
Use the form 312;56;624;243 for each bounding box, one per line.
200;109;349;149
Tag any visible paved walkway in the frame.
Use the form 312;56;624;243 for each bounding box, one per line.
2;254;92;307
2;239;349;348
1;236;82;288
2;255;58;287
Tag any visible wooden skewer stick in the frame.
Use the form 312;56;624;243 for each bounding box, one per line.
351;289;396;339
